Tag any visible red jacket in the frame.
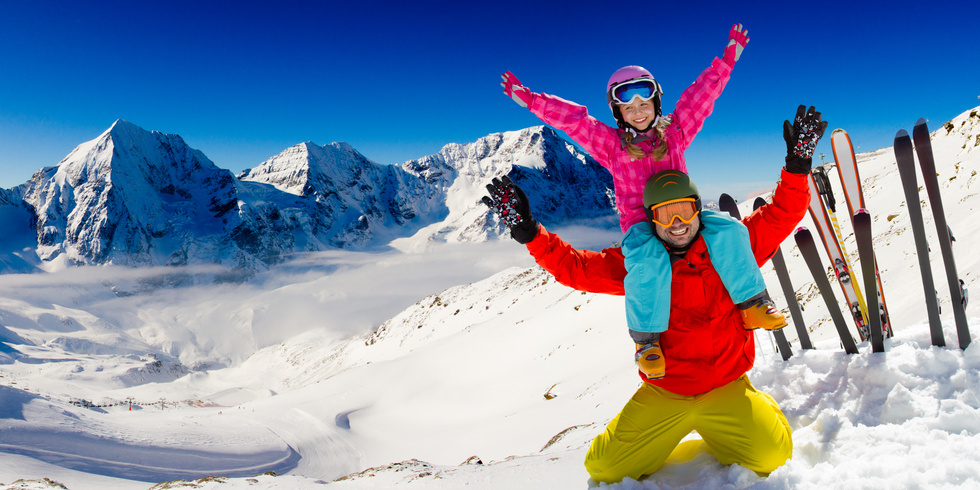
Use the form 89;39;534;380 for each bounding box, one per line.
526;169;811;396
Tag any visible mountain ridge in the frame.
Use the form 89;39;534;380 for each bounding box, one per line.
0;121;616;275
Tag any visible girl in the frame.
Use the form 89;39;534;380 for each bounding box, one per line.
499;24;785;380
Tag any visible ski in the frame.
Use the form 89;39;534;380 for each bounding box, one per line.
853;210;884;352
794;227;859;354
893;129;945;347
831;129;893;338
912;118;971;349
753;197;813;351
718;193;793;361
807;167;870;341
718;193;740;219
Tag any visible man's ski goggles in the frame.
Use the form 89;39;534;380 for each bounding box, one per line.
649;198;699;228
611;79;659;105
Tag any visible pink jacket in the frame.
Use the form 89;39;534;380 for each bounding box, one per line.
528;57;734;232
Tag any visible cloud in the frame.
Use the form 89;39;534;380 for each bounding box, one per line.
0;263;228;288
0;239;540;367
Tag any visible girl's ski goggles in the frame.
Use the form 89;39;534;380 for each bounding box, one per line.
611;79;660;105
649;198;699;227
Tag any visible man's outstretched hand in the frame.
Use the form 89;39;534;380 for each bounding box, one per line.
482;175;538;244
783;105;828;175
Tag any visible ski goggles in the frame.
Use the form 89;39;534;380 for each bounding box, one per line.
610;79;659;105
649;198;699;228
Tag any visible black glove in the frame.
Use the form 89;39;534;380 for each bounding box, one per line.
482;175;539;244
783;105;828;174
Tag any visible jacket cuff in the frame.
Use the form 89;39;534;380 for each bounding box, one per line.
779;167;809;192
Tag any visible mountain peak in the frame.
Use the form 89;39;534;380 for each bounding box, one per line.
103;119;155;144
109;118;140;131
239;140;380;197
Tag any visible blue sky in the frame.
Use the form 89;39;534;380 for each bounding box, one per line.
1;1;978;202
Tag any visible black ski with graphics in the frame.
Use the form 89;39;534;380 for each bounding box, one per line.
912;119;971;349
831;129;893;339
794;227;859;353
718;193;793;360
893;129;945;347
753;196;812;351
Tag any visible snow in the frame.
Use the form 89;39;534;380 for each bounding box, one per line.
2;108;980;489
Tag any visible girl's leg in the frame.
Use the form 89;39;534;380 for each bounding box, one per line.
622;223;671;378
622;222;671;339
585;382;697;483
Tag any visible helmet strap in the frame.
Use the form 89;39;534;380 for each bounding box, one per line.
618;120;662;150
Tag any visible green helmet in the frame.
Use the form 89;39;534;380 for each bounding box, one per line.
642;170;701;209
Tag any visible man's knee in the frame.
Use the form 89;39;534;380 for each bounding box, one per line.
583;432;627;483
746;435;793;475
583;430;673;484
584;446;653;484
584;450;618;483
700;377;794;474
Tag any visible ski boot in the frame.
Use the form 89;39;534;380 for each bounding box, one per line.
738;291;787;331
635;342;666;380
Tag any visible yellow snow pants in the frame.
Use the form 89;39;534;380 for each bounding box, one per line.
585;374;792;483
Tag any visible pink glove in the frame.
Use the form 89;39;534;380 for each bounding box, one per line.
724;23;749;64
501;71;532;109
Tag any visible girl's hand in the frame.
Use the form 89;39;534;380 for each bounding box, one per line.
724;24;749;64
501;71;532;108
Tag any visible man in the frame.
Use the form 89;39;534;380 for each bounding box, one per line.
482;106;826;483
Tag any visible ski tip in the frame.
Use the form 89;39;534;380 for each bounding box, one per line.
832;128;847;135
914;117;927;127
793;227;812;243
753;196;766;210
855;208;870;215
895;128;909;138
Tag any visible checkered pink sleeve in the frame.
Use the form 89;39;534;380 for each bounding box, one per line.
528;93;620;168
671;57;734;153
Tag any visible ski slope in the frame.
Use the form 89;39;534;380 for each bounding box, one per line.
2;108;980;489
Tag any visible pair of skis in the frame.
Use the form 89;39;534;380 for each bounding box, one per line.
894;119;971;349
794;128;892;353
831;129;893;352
717;194;799;361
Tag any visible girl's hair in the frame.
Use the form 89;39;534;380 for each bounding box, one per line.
623;116;671;160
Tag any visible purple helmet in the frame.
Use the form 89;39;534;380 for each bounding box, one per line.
606;65;663;130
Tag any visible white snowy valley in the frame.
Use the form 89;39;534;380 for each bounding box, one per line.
2;107;980;489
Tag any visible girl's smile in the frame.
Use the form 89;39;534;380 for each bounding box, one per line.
619;98;658;132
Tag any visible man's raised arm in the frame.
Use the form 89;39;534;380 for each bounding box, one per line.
483;176;626;295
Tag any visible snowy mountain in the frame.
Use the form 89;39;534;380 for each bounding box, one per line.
2;122;615;275
1;106;978;489
237;141;439;250
13;120;260;271
397;126;616;246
